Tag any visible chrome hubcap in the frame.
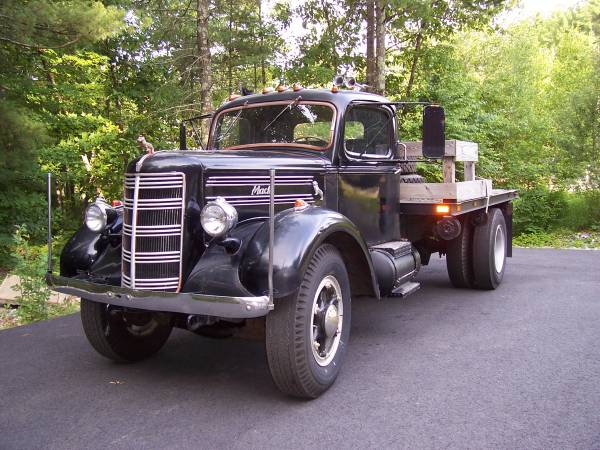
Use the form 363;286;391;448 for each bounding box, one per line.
310;275;343;366
494;225;506;273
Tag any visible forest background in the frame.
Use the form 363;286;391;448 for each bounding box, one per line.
1;0;599;293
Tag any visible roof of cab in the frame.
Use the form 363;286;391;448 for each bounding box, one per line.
217;88;390;113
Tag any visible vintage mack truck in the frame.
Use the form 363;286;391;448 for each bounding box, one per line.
46;78;517;398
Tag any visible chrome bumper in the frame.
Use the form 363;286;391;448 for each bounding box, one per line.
46;274;271;318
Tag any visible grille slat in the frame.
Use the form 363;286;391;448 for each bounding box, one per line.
122;172;185;292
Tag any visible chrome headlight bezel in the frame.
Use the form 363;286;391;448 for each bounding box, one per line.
85;198;112;232
200;197;238;238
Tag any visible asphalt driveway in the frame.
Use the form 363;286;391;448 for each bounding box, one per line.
1;248;599;449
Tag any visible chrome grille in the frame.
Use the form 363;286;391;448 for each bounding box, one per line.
122;173;185;292
205;175;315;206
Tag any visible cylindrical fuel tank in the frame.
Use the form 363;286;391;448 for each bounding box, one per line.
370;244;421;297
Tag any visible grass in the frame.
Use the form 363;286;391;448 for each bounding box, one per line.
514;229;600;249
0;299;80;330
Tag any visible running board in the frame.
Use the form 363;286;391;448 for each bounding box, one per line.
390;281;420;298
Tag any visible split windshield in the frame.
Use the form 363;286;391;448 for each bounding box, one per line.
211;101;335;151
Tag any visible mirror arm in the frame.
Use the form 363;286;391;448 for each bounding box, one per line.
179;122;187;150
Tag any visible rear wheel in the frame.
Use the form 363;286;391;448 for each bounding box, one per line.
266;244;351;399
446;218;474;288
472;208;507;290
80;299;172;362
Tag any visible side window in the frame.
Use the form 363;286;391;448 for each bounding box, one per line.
344;106;393;158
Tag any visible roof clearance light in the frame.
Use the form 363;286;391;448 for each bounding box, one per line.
276;84;287;92
435;204;450;214
292;83;303;92
331;84;339;93
228;93;241;101
262;86;274;94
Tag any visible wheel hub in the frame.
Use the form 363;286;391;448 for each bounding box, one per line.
324;304;339;337
494;225;506;273
310;275;344;367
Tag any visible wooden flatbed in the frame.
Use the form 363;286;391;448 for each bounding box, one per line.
397;140;518;216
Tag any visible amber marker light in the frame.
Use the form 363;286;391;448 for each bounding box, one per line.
294;199;309;209
111;200;122;207
276;84;287;92
331;84;339;93
262;86;274;94
292;83;303;91
228;93;241;101
435;204;450;214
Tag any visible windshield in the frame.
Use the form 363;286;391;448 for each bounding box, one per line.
211;101;336;151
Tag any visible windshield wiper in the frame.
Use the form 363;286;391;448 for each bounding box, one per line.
215;101;248;144
262;96;302;132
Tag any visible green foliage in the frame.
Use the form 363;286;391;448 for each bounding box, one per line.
6;226;79;326
0;0;124;49
514;189;600;235
514;229;600;249
513;188;568;234
12;226;51;323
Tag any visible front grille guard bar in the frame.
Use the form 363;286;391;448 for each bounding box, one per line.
45;170;276;317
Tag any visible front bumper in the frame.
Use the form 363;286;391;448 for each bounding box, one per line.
46;274;272;318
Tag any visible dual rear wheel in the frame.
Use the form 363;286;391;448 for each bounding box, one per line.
446;207;507;290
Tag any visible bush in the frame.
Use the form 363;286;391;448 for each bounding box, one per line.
6;226;79;327
558;190;600;231
513;188;568;234
12;226;51;323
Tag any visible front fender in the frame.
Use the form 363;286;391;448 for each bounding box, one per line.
240;206;379;299
59;216;122;284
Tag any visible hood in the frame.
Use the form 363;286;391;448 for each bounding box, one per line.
127;149;331;174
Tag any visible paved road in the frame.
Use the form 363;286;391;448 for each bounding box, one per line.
1;248;600;449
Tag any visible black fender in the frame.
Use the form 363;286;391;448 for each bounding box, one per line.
182;220;262;296
60;215;122;283
239;206;380;299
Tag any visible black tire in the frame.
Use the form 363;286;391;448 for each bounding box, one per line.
399;174;425;184
396;161;417;174
265;244;351;399
80;299;172;362
472;208;507;290
446;218;474;288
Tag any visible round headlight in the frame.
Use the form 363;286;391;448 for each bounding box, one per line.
85;202;108;232
200;197;238;238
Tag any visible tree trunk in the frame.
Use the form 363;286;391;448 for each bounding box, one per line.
196;0;212;141
259;0;266;86
227;0;233;94
366;0;375;89
405;30;423;100
374;0;385;95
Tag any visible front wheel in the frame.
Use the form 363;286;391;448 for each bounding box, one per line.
80;299;172;362
266;244;351;398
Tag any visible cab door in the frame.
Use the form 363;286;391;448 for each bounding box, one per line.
338;104;401;246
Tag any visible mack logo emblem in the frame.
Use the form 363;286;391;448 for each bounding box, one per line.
251;185;270;196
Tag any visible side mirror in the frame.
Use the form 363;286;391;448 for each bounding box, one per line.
422;105;445;158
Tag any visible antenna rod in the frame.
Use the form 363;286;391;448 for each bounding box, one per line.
47;172;52;274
